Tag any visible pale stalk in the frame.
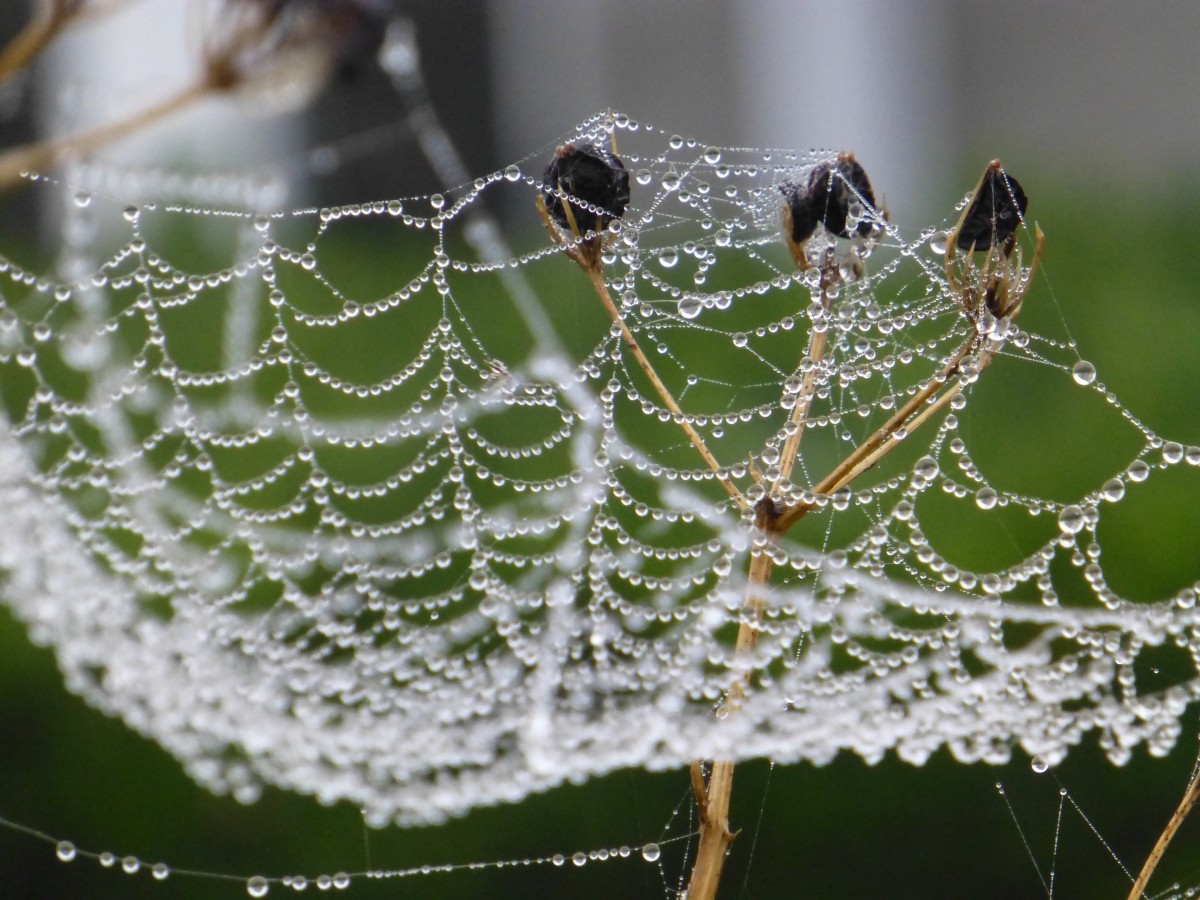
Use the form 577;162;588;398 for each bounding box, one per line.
0;3;65;86
688;257;836;900
1127;770;1200;900
0;78;214;192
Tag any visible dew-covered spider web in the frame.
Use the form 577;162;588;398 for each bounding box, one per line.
2;106;1200;843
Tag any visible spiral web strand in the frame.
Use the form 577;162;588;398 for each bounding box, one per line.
1;111;1199;842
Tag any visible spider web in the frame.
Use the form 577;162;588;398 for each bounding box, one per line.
1;109;1198;831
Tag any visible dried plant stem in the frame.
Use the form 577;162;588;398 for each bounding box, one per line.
578;259;750;513
774;259;836;491
688;258;838;900
1127;770;1200;900
0;1;72;86
0;77;213;193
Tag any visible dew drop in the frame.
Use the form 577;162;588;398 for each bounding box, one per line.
73;191;92;208
678;296;702;319
913;456;939;481
669;134;684;149
246;875;270;897
503;165;521;182
1058;504;1086;534
121;856;140;874
430;193;445;211
975;487;998;510
1127;460;1151;482
123;205;141;223
703;147;721;165
731;332;748;348
658;248;678;268
152;862;170;881
1100;477;1125;502
662;173;681;192
56;841;76;862
1030;755;1049;774
929;232;947;255
572;851;587;867
1071;360;1096;386
641;842;662;863
635;168;652;186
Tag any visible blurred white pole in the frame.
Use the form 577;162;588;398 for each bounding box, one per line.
730;0;953;228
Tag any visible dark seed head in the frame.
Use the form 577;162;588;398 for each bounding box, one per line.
955;165;1028;252
544;143;633;236
542;143;631;236
781;154;876;244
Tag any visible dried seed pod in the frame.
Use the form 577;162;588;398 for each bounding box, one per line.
781;154;876;244
541;143;631;236
955;164;1028;252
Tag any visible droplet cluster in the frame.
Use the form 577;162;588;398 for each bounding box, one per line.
0;110;1198;828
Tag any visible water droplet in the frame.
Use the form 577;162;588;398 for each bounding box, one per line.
332;872;350;889
123;205;141;223
1163;442;1184;464
247;875;269;897
121;856;140;874
678;296;702;319
73;191;92;208
662;173;681;192
1071;360;1096;386
1100;478;1125;502
430;193;445;210
635;168;652;186
152;863;170;881
503;165;521;182
975;487;998;510
552;854;565;867
658;248;678;268
669;134;684;150
572;851;587;867
1128;460;1151;482
641;842;661;863
731;332;748;348
56;841;76;862
1058;504;1086;534
913;456;939;481
929;232;947;255
703;147;721;165
712;556;732;578
1031;756;1049;774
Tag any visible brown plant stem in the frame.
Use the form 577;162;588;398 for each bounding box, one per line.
1127;769;1200;900
0;77;214;193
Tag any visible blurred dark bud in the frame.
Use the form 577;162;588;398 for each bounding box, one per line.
205;0;397;106
955;164;1028;252
541;142;631;236
782;153;876;245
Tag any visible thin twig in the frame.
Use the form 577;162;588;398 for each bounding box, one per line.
1127;769;1200;900
539;198;750;513
0;77;214;192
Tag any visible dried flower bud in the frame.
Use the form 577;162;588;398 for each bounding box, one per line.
206;0;396;95
955;164;1028;252
541;143;631;236
781;154;876;245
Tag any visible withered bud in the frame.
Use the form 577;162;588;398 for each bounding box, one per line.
781;154;876;245
541;143;631;237
955;164;1028;252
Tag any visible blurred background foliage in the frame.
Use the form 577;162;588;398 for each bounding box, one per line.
3;2;1200;898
